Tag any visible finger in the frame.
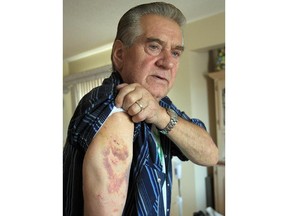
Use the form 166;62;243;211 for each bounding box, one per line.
131;110;146;123
127;101;144;116
115;84;133;108
115;84;142;109
135;101;144;112
116;83;128;90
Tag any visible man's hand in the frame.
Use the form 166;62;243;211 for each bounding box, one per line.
115;83;169;129
115;83;218;166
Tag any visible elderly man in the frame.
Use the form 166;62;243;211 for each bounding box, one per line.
63;2;218;216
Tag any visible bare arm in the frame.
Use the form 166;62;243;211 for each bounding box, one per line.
82;112;134;216
158;108;218;166
115;83;218;166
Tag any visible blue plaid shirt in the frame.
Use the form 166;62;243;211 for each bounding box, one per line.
63;71;206;216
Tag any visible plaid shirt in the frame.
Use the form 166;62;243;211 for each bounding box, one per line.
63;72;206;216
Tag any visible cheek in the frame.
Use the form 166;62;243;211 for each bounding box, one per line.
168;67;179;86
123;56;154;80
170;62;179;76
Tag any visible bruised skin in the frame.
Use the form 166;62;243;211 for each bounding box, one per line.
83;112;134;215
102;137;130;194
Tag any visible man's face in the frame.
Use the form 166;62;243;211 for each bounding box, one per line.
119;14;184;101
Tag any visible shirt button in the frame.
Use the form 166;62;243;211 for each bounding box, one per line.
157;178;161;183
167;209;170;212
167;183;170;187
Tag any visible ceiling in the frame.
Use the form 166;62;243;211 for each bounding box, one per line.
63;0;225;60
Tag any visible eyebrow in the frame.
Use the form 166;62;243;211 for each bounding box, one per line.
145;37;185;51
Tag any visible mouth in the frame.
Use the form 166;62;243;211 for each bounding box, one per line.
152;74;168;82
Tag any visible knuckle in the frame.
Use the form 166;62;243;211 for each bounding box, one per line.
125;95;137;105
127;106;137;116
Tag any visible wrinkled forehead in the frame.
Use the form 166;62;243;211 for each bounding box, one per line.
139;14;184;46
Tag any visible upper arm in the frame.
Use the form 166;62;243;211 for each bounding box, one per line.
82;112;134;215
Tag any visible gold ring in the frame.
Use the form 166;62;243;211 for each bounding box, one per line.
135;101;143;112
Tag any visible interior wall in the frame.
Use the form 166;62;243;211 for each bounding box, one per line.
184;13;225;52
168;50;210;215
68;49;111;74
189;51;210;212
168;12;224;215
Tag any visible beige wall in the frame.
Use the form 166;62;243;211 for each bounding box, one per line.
68;49;112;74
63;12;225;215
168;12;224;215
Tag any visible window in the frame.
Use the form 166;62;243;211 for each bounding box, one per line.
63;65;112;111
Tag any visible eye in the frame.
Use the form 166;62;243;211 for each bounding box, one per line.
148;43;161;51
171;50;182;58
145;42;162;56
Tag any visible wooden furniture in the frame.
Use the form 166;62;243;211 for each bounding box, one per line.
208;70;225;215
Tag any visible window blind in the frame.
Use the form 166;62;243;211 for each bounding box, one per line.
71;75;109;109
64;65;112;111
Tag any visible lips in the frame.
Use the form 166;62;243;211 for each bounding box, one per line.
152;74;168;82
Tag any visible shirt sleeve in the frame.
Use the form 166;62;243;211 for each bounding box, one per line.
67;83;117;152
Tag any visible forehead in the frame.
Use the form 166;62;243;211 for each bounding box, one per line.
139;14;183;46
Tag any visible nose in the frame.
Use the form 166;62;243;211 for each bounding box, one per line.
155;50;175;69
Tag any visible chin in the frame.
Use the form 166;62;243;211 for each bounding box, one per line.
151;90;168;101
145;83;169;100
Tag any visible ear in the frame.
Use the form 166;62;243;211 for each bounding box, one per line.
112;40;125;71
